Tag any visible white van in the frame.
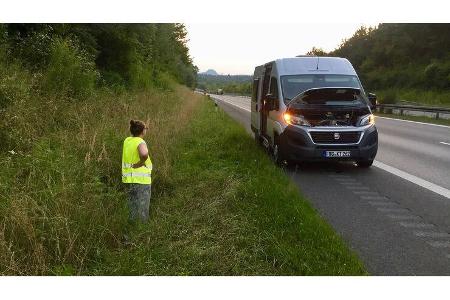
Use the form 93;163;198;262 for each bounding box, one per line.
251;57;378;167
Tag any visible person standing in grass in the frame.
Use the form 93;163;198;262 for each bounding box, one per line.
122;120;153;222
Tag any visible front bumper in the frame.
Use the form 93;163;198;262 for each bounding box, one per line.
278;124;378;162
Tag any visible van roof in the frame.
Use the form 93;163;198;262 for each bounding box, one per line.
274;57;357;76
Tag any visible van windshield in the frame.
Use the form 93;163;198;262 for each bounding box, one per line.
281;74;362;102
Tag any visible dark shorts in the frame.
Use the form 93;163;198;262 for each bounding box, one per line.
127;184;151;222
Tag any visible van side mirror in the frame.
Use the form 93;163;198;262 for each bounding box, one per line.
265;93;277;111
266;93;276;101
367;93;377;108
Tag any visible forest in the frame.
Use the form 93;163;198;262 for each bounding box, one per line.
0;24;197;109
309;23;450;105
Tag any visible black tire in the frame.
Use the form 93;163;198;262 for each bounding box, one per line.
357;159;373;168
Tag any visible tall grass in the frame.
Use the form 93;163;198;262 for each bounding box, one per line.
42;38;99;100
0;45;35;109
0;77;201;274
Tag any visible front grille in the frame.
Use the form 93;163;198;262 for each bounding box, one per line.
310;131;361;144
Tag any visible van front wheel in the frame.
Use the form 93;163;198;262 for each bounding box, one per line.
272;138;288;166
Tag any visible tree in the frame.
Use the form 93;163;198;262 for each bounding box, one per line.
306;47;328;56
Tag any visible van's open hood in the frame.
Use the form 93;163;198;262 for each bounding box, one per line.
286;87;371;127
287;87;364;107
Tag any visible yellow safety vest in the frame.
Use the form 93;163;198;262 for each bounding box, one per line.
122;136;152;184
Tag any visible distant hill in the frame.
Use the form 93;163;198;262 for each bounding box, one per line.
200;69;219;76
197;73;252;95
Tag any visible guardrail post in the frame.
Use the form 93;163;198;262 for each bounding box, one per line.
436;112;440;120
400;109;403;116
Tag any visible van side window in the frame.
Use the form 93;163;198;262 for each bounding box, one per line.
262;66;272;97
269;77;279;110
269;77;278;98
252;79;259;102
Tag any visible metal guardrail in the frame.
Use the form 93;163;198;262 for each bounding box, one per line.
376;104;450;120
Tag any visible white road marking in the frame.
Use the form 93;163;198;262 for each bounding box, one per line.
360;195;389;200
373;161;450;199
377;208;410;213
353;191;380;196
440;142;450;146
336;181;359;185
328;173;350;176
368;201;397;206
399;222;435;229
375;116;450;129
345;186;370;190
428;241;450;248
414;231;450;238
387;214;421;220
331;178;355;182
340;182;363;185
334;179;357;183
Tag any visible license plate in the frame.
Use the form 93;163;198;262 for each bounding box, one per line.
324;151;351;158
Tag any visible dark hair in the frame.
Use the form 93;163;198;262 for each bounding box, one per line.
129;119;146;136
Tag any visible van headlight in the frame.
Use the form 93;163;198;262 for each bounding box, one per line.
283;113;311;127
359;114;375;126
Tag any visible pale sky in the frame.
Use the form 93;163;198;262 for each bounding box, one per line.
186;23;379;75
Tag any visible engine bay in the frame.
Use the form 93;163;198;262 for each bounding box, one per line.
288;106;371;127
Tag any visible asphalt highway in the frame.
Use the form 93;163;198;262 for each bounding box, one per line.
210;94;450;275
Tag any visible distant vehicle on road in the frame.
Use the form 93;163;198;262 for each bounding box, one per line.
251;57;378;167
217;88;224;95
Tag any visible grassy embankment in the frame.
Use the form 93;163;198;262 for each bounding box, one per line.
0;82;366;274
